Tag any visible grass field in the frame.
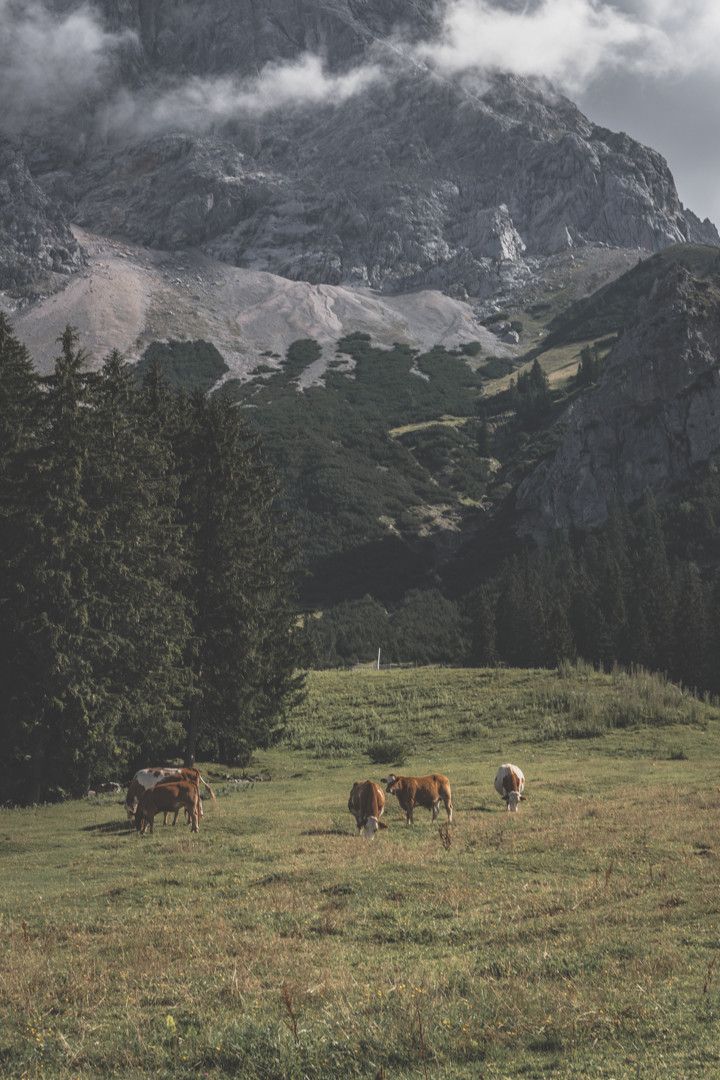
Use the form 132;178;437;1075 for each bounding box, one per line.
2;665;720;1078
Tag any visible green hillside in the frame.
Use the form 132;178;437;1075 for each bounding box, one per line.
1;665;719;1078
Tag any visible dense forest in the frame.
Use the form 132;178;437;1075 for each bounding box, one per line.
0;317;301;803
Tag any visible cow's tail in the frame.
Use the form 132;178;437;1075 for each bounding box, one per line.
197;773;216;801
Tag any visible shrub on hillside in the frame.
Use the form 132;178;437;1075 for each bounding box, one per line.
365;736;412;766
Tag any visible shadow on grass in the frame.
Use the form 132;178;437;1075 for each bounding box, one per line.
301;827;350;837
81;821;133;834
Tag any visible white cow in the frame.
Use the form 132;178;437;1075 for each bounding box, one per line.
494;763;525;812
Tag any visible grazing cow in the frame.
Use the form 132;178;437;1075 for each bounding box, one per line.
383;773;453;825
494;763;525;811
134;781;200;835
348;780;387;840
124;767;215;821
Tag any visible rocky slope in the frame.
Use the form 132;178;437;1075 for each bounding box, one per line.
3;227;510;375
6;0;716;301
516;264;720;540
0;142;84;296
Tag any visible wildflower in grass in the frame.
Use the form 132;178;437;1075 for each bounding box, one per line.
165;1015;177;1033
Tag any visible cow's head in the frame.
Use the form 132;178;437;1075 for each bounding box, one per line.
382;774;399;794
506;791;525;812
362;816;380;840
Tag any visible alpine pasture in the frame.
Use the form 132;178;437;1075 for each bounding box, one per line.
2;665;720;1078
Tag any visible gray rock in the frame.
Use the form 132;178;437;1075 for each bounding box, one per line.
0;141;85;296
516;265;720;540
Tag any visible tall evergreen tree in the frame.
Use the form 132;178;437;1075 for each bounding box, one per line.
468;585;497;666
177;393;301;764
85;352;190;771
631;494;673;670
18;328;101;799
671;562;707;690
0;317;44;794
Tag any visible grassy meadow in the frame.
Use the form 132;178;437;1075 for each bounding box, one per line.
2;665;720;1078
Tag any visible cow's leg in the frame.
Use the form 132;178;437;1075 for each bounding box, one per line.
163;811;169;825
172;808;180;825
406;803;414;825
191;802;199;833
432;800;440;821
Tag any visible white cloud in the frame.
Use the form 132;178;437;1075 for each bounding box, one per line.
102;54;384;137
414;1;720;92
0;0;133;134
5;0;720;141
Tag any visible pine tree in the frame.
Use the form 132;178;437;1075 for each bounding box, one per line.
631;494;673;670
468;586;497;666
85;351;190;772
0;316;44;797
177;393;301;765
18;327;101;799
671;562;707;690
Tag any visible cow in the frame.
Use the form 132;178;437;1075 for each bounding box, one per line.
134;781;200;835
494;763;525;811
382;773;453;825
125;767;215;823
348;780;387;840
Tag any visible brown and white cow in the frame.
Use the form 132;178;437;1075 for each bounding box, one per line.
348;780;387;840
134;781;200;835
382;773;453;825
125;767;215;822
494;763;525;811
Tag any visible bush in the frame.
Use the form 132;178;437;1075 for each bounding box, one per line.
365;737;412;765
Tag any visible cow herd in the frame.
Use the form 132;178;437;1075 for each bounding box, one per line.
124;762;525;839
348;764;526;839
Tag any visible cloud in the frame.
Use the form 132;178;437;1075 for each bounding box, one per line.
5;0;720;143
101;53;384;137
414;1;720;93
0;0;134;135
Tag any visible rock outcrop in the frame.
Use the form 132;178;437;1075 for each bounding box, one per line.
0;142;85;296
516;265;720;540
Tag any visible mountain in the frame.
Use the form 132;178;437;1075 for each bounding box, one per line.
3;0;716;305
516;258;720;540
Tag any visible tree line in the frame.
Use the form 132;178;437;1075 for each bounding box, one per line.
303;489;720;695
0;318;300;803
470;494;720;694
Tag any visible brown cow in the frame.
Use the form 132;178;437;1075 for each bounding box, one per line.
125;767;215;822
134;781;200;835
383;773;453;825
348;780;387;840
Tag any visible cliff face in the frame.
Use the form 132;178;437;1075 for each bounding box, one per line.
5;1;718;296
0;142;85;296
516;266;720;540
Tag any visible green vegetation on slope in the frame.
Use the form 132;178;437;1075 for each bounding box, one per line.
134;339;229;393
221;334;498;604
1;666;719;1078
